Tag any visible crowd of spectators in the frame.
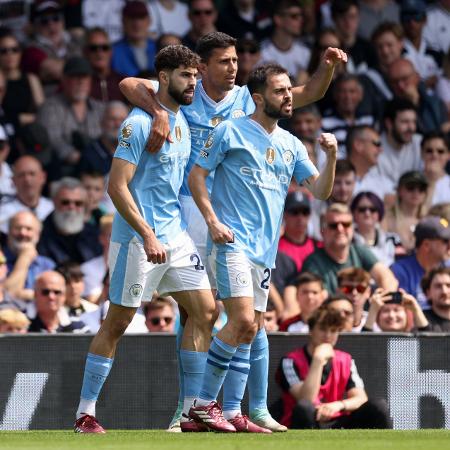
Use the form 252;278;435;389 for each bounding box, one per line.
0;0;449;341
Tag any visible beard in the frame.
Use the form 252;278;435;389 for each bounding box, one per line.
168;84;194;106
392;127;413;145
7;237;37;254
264;99;292;119
53;210;85;235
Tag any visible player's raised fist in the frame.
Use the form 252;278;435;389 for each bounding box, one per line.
318;133;338;157
321;47;348;67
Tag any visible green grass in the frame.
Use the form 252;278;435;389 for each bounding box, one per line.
0;430;449;450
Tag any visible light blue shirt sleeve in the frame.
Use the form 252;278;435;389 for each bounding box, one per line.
114;110;152;166
195;122;228;172
292;137;319;183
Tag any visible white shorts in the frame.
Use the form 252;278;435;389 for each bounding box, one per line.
108;231;210;308
180;195;216;289
209;248;271;312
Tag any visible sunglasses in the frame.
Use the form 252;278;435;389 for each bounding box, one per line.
35;14;63;25
150;316;173;326
283;12;302;20
287;208;311;216
88;44;111;53
60;199;84;207
0;46;20;55
356;206;377;214
404;184;426;192
237;47;259;55
327;221;352;230
340;284;368;294
40;288;63;296
192;9;214;16
424;148;447;155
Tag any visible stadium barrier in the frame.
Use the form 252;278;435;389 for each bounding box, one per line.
0;333;449;430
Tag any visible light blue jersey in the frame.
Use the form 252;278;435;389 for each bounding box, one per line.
150;79;255;195
196;116;319;268
111;106;190;244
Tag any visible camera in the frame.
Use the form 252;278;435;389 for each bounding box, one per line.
387;291;403;304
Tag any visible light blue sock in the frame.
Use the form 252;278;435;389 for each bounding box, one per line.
80;353;113;401
180;350;207;413
199;337;237;402
248;329;269;412
223;343;251;412
176;324;185;410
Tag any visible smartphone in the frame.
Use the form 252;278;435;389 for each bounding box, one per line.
386;291;403;304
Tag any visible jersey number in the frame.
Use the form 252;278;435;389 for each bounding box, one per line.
260;268;271;290
190;254;205;271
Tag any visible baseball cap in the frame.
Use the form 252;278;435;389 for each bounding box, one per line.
400;0;427;22
284;191;311;213
63;56;92;76
123;0;149;18
31;0;62;19
398;170;428;189
414;216;450;246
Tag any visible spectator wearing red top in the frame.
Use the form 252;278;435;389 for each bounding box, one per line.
276;303;391;429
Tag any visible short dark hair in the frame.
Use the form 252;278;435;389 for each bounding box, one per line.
383;97;416;122
292;272;324;289
84;27;109;45
345;125;374;156
421;131;449;151
195;32;236;62
333;73;362;93
307;303;347;330
325;293;354;307
154;45;200;74
143;296;174;316
371;21;404;43
273;0;302;16
337;267;371;286
350;191;385;220
293;104;321;118
247;63;289;95
331;0;359;18
335;159;355;176
55;261;84;282
421;267;450;294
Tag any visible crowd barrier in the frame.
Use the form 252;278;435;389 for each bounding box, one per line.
0;333;449;430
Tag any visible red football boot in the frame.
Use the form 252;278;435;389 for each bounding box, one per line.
189;401;236;432
74;414;106;434
228;414;272;433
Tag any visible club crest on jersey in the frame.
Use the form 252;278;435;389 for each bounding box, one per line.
121;123;132;139
129;283;143;297
231;109;245;118
283;150;294;165
236;272;250;287
175;126;182;142
266;147;276;164
210;116;223;127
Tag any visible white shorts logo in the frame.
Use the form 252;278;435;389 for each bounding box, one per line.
236;272;250;287
129;283;143;297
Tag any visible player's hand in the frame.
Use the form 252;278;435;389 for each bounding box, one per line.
315;402;343;422
321;47;347;68
144;235;167;264
209;221;234;244
146;108;173;153
313;343;334;365
318;133;338;159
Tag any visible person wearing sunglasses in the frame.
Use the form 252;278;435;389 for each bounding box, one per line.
303;203;398;294
144;296;176;333
421;131;450;208
235;38;261;86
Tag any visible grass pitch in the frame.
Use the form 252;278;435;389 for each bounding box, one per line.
0;430;448;450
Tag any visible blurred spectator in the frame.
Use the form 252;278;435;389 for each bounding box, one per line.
217;0;271;41
387;59;448;134
144;295;176;333
111;0;156;77
260;0;310;81
0;30;44;127
423;0;450;59
83;27;124;103
28;270;89;332
321;74;375;156
303;203;398;293
0;155;53;233
235;38;260;86
390;216;450;309
156;33;181;50
279;272;327;331
36;56;105;178
182;0;218;51
421;267;450;332
0;308;30;333
80;171;106;226
400;0;440;86
429;203;450;225
330;0;376;72
329;159;355;205
22;0;81;93
264;300;279;332
148;0;190;38
421;132;450;208
81;213;112;303
0;124;14;197
351;192;400;267
82;0;125;44
0;69;16;144
277;304;391;429
357;0;399;41
56;261;98;318
378;98;422;191
0;0;33;43
435;48;450;117
324;294;355;332
363;288;428;331
383;171;428;252
37;177;102;265
336;267;371;331
3;210;54;300
78;100;128;176
347;126;388;199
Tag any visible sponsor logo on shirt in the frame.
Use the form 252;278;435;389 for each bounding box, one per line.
200;150;209;158
204;133;214;149
210;116;223;127
119;140;130;148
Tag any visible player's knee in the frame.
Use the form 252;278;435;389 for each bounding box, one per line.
234;316;257;341
103;315;134;339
